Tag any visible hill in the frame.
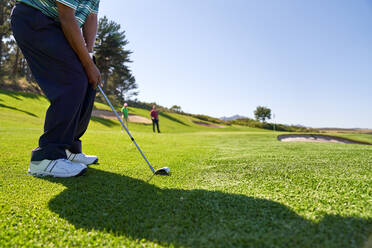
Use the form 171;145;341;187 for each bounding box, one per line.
0;89;265;134
0;88;368;136
317;128;372;134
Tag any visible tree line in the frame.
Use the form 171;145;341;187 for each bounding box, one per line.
0;1;137;104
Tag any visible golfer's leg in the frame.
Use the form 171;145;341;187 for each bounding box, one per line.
69;85;96;154
152;120;155;132
11;4;88;161
156;119;160;133
36;79;87;161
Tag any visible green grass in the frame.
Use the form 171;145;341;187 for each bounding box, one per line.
331;133;372;145
0;89;371;247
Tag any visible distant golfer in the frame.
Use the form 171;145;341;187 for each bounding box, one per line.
121;103;129;129
150;105;161;133
11;0;101;177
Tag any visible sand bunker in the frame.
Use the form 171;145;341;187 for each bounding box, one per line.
192;121;226;128
278;134;370;145
92;109;152;124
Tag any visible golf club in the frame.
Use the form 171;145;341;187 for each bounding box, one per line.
97;85;170;176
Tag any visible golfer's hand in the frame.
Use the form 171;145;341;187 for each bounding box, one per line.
86;62;101;89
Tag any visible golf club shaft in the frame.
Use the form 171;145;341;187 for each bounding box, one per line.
97;85;156;174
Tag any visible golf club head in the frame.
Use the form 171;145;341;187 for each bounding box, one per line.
154;167;170;176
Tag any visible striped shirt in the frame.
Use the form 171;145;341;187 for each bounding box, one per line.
18;0;100;27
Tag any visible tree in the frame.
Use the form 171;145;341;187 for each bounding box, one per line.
113;66;138;102
0;0;16;74
170;105;182;113
95;16;137;102
0;0;29;81
254;106;271;122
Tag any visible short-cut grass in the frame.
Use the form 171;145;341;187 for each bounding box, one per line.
0;89;371;247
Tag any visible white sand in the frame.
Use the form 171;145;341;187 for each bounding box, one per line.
192;121;226;128
278;134;368;145
92;109;152;124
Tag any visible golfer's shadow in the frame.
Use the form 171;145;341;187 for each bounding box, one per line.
46;169;371;247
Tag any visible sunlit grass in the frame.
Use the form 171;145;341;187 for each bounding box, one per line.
1;89;371;247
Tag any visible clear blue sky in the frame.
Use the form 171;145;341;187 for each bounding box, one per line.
99;0;372;128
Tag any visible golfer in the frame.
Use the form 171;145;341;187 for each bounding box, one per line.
11;0;101;177
121;103;129;129
150;105;161;133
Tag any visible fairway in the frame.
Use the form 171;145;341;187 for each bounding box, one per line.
0;90;371;247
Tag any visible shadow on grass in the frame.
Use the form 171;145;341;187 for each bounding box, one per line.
0;88;42;100
45;169;371;247
159;112;189;126
0;103;38;117
90;116;119;127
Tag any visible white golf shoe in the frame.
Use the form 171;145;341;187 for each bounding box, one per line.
28;158;87;177
66;150;98;165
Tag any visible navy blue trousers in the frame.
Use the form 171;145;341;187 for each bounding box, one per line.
11;3;96;161
152;119;160;133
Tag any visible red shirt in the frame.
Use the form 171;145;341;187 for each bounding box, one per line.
150;109;159;119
